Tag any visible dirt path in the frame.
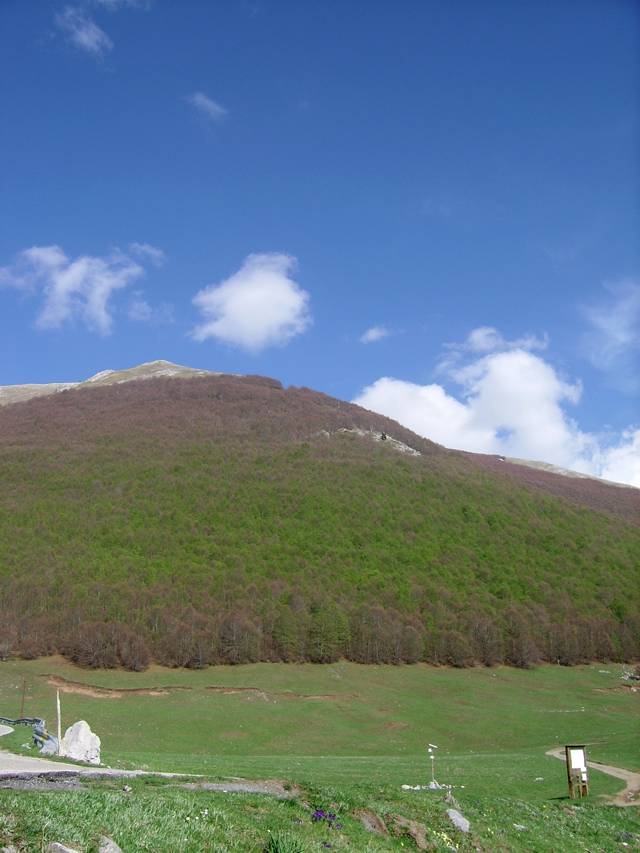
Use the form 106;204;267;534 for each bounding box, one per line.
546;747;640;807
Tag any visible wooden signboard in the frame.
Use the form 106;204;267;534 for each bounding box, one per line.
565;744;589;798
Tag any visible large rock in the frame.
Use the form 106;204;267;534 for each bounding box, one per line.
61;720;101;765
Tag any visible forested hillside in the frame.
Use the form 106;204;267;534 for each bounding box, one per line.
0;372;638;670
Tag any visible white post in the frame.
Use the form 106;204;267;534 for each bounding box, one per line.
428;743;438;787
56;690;62;756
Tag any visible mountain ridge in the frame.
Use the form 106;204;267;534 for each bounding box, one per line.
0;360;634;492
0;360;227;406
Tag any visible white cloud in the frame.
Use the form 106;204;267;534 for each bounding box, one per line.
0;245;67;289
186;92;228;122
191;253;311;352
55;6;113;58
437;325;548;373
582;279;640;392
598;429;640;487
360;325;390;344
354;328;640;487
0;244;164;335
127;292;173;324
129;242;165;267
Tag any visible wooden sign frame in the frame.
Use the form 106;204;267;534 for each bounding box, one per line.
565;744;589;798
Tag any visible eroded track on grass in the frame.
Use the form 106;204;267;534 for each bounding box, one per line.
43;675;193;699
42;674;356;703
205;685;356;701
546;747;640;807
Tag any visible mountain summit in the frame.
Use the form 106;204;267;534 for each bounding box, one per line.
0;360;226;407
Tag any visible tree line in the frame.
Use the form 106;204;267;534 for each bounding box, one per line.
0;599;637;671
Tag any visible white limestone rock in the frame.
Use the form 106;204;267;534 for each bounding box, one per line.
446;808;470;833
61;720;101;765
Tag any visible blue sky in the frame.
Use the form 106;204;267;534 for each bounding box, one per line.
1;0;638;483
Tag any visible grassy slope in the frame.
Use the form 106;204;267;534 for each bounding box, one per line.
0;660;639;851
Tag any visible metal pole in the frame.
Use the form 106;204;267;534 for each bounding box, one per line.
56;690;62;756
19;677;26;718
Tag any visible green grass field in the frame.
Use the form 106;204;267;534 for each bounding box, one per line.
0;659;638;851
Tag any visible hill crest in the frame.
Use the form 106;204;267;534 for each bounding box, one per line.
0;360;228;407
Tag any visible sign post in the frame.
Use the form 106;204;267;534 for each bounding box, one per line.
565;744;589;798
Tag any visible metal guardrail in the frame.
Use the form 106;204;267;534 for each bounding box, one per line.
0;716;55;748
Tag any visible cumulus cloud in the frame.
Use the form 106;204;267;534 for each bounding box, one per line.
598;429;640;487
359;325;390;344
582;279;640;393
186;92;228;122
354;327;640;487
55;6;113;58
191;253;311;352
0;244;164;335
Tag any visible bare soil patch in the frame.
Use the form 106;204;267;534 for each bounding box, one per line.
44;675;192;700
205;686;355;702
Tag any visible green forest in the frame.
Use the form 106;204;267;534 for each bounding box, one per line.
0;376;638;670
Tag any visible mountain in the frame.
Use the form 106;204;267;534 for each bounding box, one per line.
0;363;637;671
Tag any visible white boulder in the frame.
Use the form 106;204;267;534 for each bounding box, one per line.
446;808;470;833
61;720;101;765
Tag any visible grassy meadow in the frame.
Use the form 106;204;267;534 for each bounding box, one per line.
0;659;638;851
